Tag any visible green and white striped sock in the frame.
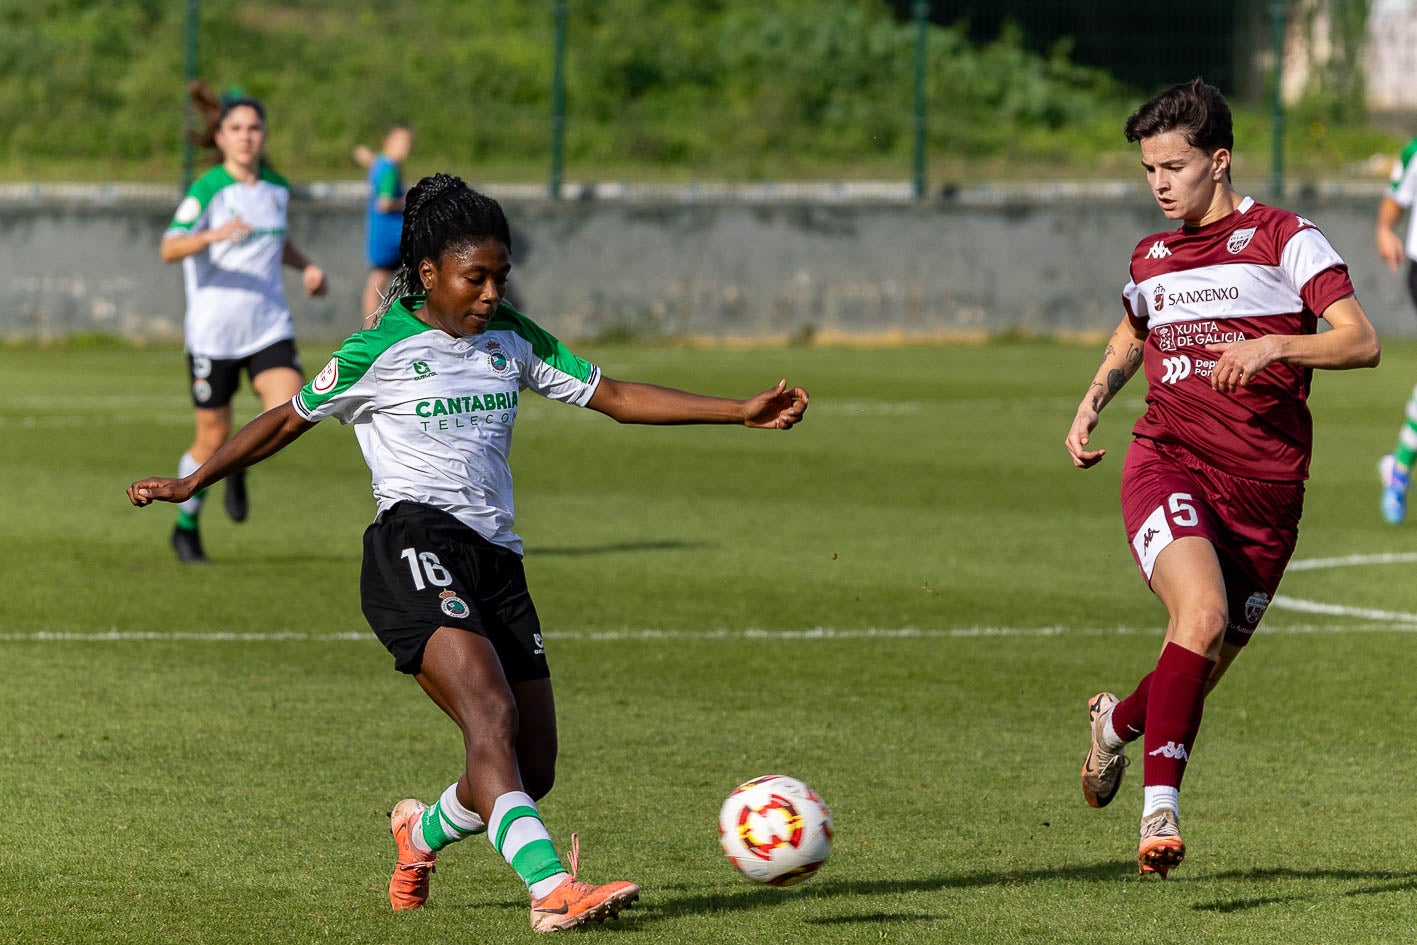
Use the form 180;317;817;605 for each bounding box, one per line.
176;451;205;528
1393;385;1417;477
413;782;486;853
487;791;567;896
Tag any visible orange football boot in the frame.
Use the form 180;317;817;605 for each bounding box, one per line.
388;798;437;910
529;834;639;933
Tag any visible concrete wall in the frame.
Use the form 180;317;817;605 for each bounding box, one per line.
3;186;1415;345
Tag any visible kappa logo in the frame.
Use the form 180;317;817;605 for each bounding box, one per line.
1160;355;1192;384
1227;226;1257;254
1145;240;1172;260
1142;527;1160;553
1148;741;1190;761
1295;215;1315;230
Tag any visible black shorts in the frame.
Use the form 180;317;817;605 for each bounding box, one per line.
360;501;549;679
188;338;302;408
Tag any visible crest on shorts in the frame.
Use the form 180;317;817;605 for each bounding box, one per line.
1227;227;1257;254
439;589;470;619
1243;590;1270;625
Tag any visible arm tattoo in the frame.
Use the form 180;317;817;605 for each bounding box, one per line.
1106;369;1128;397
1088;381;1104;412
1125;343;1143;368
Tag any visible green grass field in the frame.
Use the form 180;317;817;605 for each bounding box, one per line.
4;338;1417;944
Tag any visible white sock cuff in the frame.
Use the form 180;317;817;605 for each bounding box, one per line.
1142;785;1180;818
438;782;486;834
179;452;201;477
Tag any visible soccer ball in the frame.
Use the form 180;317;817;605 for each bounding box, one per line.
718;775;833;886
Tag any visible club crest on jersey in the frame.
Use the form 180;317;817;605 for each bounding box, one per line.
439;589;470;619
1227;227;1257;254
1153;283;1165;312
1244;591;1271;624
483;341;510;374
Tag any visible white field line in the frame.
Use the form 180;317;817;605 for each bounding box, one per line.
3;553;1413;643
1284;551;1417;571
4;622;1417;644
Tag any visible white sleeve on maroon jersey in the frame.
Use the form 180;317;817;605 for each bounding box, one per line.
1280;226;1355;315
1121;278;1147;330
1280;226;1345;290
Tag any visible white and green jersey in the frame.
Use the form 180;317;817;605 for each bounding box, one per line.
1390;136;1417;262
293;296;602;554
164;164;295;359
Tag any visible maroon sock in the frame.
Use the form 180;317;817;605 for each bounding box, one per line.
1142;643;1216;790
1109;671;1152;743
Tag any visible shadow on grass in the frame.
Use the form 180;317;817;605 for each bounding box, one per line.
534;540;714;557
1191;867;1417;914
637;861;1134;924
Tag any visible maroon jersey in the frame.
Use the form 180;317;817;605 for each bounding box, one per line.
1122;197;1355;481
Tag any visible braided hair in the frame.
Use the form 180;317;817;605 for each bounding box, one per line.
371;173;512;324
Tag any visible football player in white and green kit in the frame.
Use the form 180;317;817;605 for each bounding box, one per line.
160;95;328;561
130;173;809;932
1375;136;1417;523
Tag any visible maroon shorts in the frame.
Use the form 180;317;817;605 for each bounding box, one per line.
1120;437;1305;646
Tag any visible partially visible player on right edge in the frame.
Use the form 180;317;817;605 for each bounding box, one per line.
1373;137;1417;523
1065;78;1380;877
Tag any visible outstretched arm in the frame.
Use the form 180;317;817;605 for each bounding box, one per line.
586;376;809;429
1064;316;1146;469
128;401;315;507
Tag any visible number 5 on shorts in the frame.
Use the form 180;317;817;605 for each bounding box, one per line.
399;547;453;590
1168;493;1198;527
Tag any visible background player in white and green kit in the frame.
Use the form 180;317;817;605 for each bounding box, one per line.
160;95;328;561
1374;136;1417;523
129;173;809;932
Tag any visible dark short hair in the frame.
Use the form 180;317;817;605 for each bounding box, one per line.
1124;77;1233;155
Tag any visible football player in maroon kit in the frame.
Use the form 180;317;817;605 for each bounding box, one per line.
1064;78;1380;877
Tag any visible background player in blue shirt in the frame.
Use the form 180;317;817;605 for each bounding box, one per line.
354;124;414;321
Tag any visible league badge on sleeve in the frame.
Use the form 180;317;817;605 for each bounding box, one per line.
312;357;339;394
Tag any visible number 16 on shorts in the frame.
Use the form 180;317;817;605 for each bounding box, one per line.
1131;493;1199;580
